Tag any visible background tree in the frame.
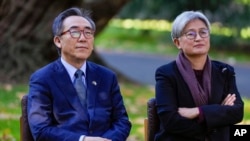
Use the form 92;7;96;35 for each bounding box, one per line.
0;0;130;83
119;0;237;22
1;0;250;83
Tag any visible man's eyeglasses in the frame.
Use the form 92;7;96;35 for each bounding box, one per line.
60;28;94;39
182;29;210;40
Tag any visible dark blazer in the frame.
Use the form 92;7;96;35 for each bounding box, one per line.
27;59;131;141
155;60;244;141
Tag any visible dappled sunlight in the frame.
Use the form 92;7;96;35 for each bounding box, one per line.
118;83;154;140
236;0;250;5
241;27;250;39
127;103;140;114
0;113;19;120
2;84;13;92
121;86;135;97
111;19;171;32
211;23;237;37
134;117;145;125
17;92;26;101
0;129;16;141
109;19;250;39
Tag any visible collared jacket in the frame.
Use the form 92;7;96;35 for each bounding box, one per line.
155;60;244;141
28;59;131;141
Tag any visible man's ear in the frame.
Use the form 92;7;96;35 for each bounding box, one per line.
54;36;62;49
173;38;181;50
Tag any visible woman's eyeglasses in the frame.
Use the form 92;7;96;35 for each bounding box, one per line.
182;29;210;40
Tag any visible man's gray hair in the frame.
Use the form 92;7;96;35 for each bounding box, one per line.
52;7;96;36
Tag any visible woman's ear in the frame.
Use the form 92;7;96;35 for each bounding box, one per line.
173;38;181;50
54;36;62;49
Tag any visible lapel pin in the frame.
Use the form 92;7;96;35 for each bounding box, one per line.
222;68;227;73
92;81;97;86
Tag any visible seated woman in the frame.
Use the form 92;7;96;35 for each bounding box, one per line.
154;11;244;141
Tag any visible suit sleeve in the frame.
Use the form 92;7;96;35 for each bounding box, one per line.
201;65;244;129
155;65;207;139
101;74;131;141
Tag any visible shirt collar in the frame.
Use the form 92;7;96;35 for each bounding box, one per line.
61;57;87;82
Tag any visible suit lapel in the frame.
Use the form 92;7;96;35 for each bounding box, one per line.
210;62;227;103
51;59;86;116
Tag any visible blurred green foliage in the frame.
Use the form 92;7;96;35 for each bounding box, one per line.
118;0;249;26
117;0;250;53
96;20;250;63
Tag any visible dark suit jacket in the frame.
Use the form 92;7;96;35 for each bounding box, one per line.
27;59;131;141
155;60;244;141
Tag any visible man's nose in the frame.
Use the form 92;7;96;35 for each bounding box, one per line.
78;32;87;41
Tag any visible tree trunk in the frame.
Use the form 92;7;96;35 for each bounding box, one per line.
0;0;130;83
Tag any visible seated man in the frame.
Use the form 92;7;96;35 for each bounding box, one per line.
27;7;131;141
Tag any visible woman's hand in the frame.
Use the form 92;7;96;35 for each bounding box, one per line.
178;107;199;119
178;94;236;119
221;94;236;106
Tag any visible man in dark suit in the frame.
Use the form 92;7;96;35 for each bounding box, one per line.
27;7;131;141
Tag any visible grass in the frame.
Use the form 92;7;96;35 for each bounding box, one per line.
0;84;27;141
1;24;250;141
95;26;176;56
0;83;250;141
0;83;154;141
